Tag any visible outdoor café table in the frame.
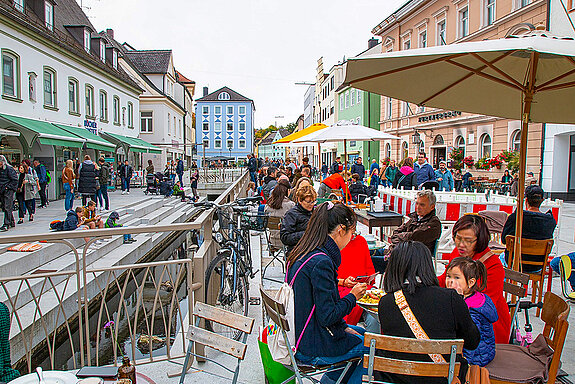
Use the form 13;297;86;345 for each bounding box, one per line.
355;210;404;242
358;301;381;325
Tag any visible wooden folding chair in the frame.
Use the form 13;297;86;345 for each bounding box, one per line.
503;268;529;340
260;287;358;384
362;333;463;384
179;302;254;384
263;216;286;283
506;236;554;316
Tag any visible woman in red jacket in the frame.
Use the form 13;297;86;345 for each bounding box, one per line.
438;215;511;344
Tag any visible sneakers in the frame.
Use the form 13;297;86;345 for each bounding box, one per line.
127;191;130;195
0;226;8;231
123;238;137;244
17;219;23;224
122;191;126;195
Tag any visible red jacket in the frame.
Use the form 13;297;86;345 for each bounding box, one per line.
438;248;511;344
322;173;351;200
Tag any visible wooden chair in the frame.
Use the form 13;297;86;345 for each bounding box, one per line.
362;333;463;384
260;287;358;384
505;236;554;316
502;268;529;339
263;216;286;283
179;302;254;384
558;254;575;301
488;291;570;384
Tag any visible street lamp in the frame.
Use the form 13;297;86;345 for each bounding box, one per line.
228;142;233;166
411;130;421;145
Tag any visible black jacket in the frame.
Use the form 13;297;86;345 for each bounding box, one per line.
349;181;367;203
78;161;98;194
377;285;480;384
286;237;358;357
393;169;417;190
280;203;313;255
119;164;133;179
261;176;277;200
390;209;442;254
330;161;341;174
248;157;258;172
99;162;111;185
350;163;366;180
63;209;80;231
0;165;18;192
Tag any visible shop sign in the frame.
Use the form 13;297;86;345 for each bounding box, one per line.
418;111;462;123
84;119;98;134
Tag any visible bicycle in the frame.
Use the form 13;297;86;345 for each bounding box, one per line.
194;196;267;340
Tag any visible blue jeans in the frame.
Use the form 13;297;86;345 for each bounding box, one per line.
64;183;74;211
550;253;575;290
249;171;257;185
177;172;184;186
121;177;130;192
295;325;368;384
97;185;109;210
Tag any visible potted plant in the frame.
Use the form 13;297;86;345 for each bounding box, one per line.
449;148;465;170
475;157;491;170
488;157;503;169
462;155;475;168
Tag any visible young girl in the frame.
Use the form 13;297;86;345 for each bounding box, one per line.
246;181;256;197
446;257;498;367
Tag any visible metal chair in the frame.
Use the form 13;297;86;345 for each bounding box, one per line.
362;333;463;384
502;267;529;338
263;215;286;283
178;302;254;384
260;287;358;384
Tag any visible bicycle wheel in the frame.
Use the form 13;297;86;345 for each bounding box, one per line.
204;251;249;340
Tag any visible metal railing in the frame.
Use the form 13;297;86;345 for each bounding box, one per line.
198;168;245;184
0;171;250;373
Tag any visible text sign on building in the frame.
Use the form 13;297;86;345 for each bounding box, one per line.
84;119;97;134
418;111;462;123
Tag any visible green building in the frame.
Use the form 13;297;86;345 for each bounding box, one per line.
335;86;381;165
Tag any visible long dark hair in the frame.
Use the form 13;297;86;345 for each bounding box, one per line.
287;201;356;266
267;179;291;210
383;241;439;294
446;256;487;293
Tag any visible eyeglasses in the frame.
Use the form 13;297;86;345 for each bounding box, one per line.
454;234;477;246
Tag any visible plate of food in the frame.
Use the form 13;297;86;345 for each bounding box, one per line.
357;289;385;307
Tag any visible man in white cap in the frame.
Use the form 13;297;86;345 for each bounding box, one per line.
434;160;454;191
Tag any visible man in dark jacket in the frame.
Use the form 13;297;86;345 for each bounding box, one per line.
33;159;48;207
247;154;258;186
414;152;436;186
97;158;111;211
261;167;278;200
0;155;18;231
119;160;133;195
330;157;342;174
501;185;556;272
321;163;329;179
350;157;366;182
78;155;98;205
176;159;184;186
389;190;442;255
63;207;85;231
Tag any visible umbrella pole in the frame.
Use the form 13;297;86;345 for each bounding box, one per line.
344;139;348;204
512;52;539;272
318;143;321;172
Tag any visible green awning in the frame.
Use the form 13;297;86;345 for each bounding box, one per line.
53;124;116;152
103;132;162;154
0;114;85;148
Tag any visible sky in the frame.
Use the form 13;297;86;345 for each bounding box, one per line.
82;0;406;129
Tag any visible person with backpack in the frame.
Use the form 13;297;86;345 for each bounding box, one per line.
62;207;85;231
392;158;417;190
286;202;368;384
0;155;17;231
176;158;184;186
97;158;111;211
33;159;49;208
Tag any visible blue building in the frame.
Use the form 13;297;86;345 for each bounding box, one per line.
195;86;255;165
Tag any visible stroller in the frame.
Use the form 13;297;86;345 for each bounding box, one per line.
159;176;174;197
144;173;160;195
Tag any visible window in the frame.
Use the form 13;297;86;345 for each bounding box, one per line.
239;106;246;114
340;94;344;110
387;97;393;119
459;7;469;38
419;30;427;48
28;72;36;102
385;143;391;159
112;50;118;69
455;135;466;157
521;0;530;7
227;140;234;149
351;89;355;106
167;113;171;135
403;39;411;50
214;139;222;149
99;90;108;121
510;130;521;151
402;101;410;116
215;106;221;114
227;122;233;131
45;1;53;31
479;133;492;158
43;67;57;108
141;111;153;132
85;85;94;117
486;0;495;25
357;90;361;104
437;20;446;45
127;102;134;128
100;41;105;63
345;91;349;108
239;122;246;131
239;139;246;149
330;100;334;116
173;116;176;135
215;122;222;131
2;51;19;99
227;106;233;115
330;76;334;90
113;96;120;125
202;122;209;131
203;139;209;149
14;0;24;12
402;141;409;159
83;29;91;53
202;106;209;114
218;92;230;100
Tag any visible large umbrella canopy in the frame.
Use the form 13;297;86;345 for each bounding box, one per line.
292;120;400;143
273;123;327;144
344;31;575;271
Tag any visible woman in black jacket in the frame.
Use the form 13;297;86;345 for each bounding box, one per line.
78;155;98;206
287;202;367;384
280;185;316;256
377;241;480;384
393;157;417;190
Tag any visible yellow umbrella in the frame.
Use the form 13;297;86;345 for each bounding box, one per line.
273;123;327;144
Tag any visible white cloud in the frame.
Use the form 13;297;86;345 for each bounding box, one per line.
83;0;405;129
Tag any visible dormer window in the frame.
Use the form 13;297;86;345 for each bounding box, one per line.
112;50;118;69
14;0;24;12
100;41;105;63
218;92;230;100
83;30;91;53
44;1;53;31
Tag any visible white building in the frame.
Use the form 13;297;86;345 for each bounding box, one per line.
0;0;152;200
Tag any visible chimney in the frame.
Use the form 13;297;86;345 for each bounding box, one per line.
203;87;208;97
368;37;378;50
106;29;114;39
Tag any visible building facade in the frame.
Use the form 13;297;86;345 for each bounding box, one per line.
0;0;149;200
372;0;547;180
258;129;289;160
195;86;255;165
303;84;314;130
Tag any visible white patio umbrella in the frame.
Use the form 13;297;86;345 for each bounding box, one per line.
344;31;575;270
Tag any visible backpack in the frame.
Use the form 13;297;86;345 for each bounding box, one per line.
46;170;51;184
50;220;64;231
268;252;325;364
